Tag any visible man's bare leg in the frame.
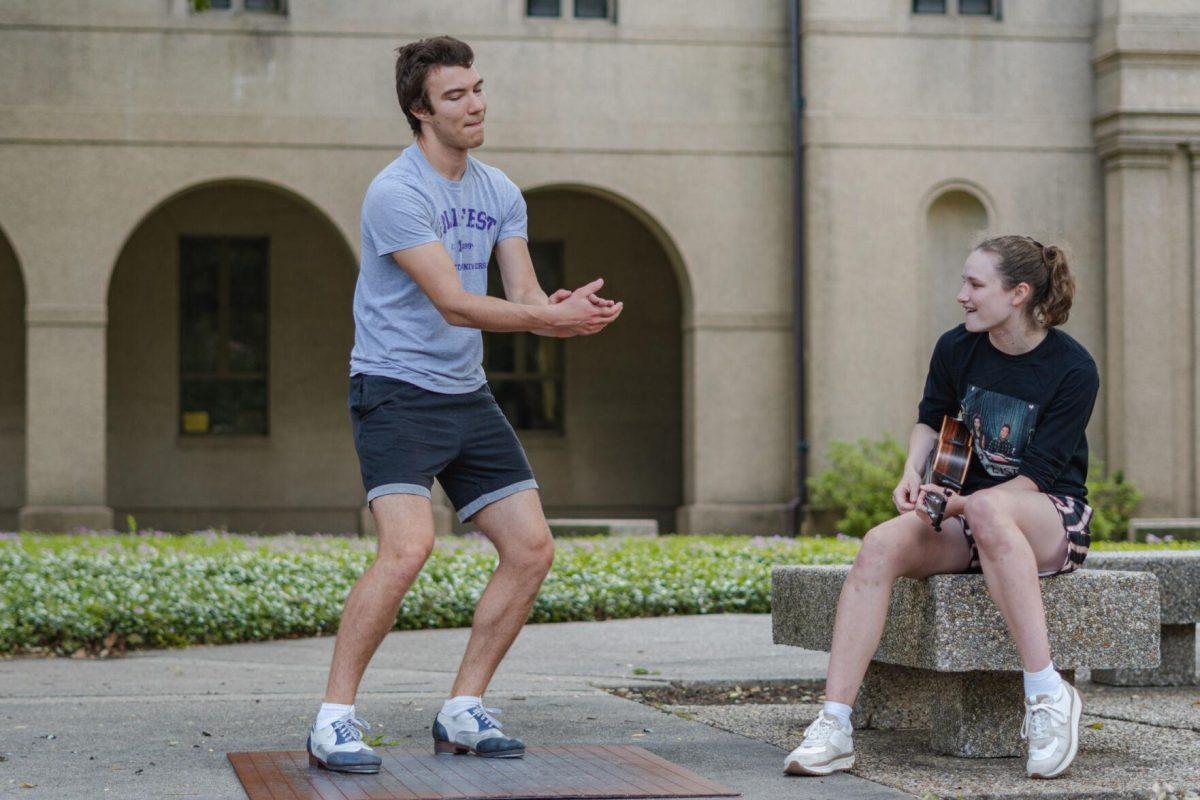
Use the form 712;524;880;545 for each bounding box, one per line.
450;488;554;697
324;493;435;704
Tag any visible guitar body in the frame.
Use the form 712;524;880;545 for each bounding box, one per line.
921;416;974;530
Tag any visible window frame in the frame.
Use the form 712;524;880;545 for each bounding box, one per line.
178;235;271;438
189;0;288;15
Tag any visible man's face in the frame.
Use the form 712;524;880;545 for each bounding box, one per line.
999;426;1010;440
416;65;486;149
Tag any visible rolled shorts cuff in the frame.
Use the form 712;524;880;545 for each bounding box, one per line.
366;482;432;505
456;479;539;523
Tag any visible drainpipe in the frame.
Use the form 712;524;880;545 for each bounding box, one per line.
786;0;809;536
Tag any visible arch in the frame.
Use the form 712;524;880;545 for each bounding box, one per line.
921;183;992;350
103;176;358;302
511;185;686;531
0;223;27;528
521;181;695;324
105;180;362;533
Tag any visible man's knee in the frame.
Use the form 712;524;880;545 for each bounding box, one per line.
502;527;555;576
374;532;434;582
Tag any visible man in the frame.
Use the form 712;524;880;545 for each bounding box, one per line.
306;36;623;774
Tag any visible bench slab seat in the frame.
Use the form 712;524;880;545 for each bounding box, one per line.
1085;551;1200;686
771;565;1160;757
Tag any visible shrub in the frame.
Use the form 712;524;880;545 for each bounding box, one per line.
1086;460;1142;541
808;440;1144;541
0;533;861;657
807;436;907;537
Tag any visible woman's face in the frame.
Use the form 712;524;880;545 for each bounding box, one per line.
956;249;1028;333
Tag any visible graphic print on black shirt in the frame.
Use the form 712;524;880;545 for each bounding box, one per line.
961;385;1039;479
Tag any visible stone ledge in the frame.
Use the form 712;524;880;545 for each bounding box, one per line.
1085;551;1200;624
771;565;1160;672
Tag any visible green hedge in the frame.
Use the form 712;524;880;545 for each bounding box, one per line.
807;436;1143;541
0;533;860;657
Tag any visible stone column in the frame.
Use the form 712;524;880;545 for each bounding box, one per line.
1101;145;1191;515
675;314;793;535
19;304;113;531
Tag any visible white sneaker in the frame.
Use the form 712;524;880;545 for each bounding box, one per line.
433;704;525;758
1022;681;1082;779
306;715;382;774
784;712;855;776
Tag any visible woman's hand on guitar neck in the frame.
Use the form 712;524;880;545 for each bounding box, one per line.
892;468;923;513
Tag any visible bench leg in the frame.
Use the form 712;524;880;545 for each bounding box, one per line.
1092;624;1197;686
852;662;932;730
853;663;1079;757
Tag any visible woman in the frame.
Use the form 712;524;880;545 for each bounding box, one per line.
786;235;1098;780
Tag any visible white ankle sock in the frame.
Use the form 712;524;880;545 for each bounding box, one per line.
1023;662;1063;699
315;702;355;730
822;700;853;729
442;695;483;717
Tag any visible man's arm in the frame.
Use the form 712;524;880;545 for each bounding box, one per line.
493;237;549;306
390;242;620;335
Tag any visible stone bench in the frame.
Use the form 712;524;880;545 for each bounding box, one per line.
771;565;1160;757
1084;550;1200;686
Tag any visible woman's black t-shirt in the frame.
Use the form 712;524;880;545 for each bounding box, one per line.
917;325;1100;498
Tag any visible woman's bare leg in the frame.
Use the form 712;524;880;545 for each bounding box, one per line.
823;512;973;705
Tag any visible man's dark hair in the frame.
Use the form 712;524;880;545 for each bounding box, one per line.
395;36;475;136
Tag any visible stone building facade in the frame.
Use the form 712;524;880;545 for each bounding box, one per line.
0;0;1195;534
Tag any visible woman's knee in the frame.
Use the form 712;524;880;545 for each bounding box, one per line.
964;490;1015;549
852;521;907;578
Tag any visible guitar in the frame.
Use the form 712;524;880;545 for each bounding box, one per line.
920;415;973;531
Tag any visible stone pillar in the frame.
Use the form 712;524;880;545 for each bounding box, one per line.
19;304;113;531
1101;146;1192;515
675;315;793;535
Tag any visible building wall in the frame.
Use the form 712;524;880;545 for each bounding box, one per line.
1;0;792;533
803;0;1107;476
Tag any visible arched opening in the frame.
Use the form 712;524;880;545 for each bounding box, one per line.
924;188;990;348
106;181;360;533
512;186;686;531
0;228;25;529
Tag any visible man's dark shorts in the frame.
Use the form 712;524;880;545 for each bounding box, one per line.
349;373;538;523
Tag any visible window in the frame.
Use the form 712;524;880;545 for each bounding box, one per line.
574;0;608;19
484;241;565;432
913;0;947;12
526;0;561;17
190;0;285;13
959;0;994;14
179;237;269;436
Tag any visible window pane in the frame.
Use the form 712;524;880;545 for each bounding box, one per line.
484;332;516;373
913;0;947;12
180;236;269;436
959;0;992;14
243;0;281;10
575;0;607;18
180;240;221;373
527;0;560;17
227;239;269;373
490;379;561;431
207;0;233;8
181;378;267;435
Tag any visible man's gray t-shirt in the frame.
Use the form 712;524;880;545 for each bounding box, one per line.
350;143;528;393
